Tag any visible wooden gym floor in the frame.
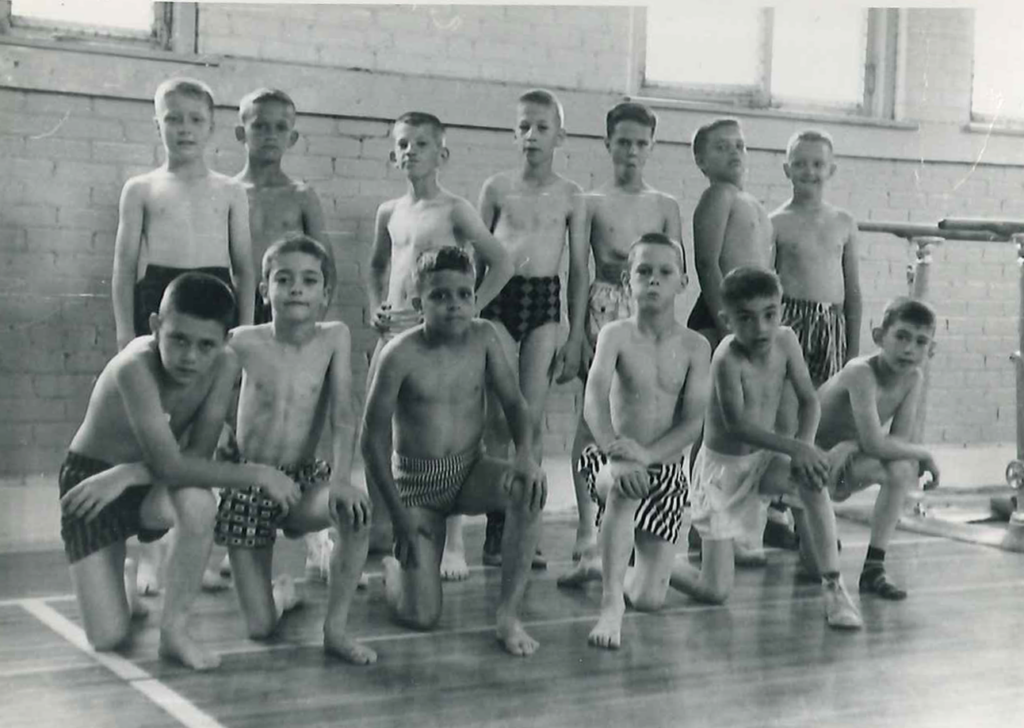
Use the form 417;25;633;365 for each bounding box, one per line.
2;516;1023;728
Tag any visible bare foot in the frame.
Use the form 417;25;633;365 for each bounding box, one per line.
496;612;539;657
201;567;231;592
440;547;469;582
572;531;598;563
588;601;625;650
136;557;162;596
123;559;149;619
556;557;602;589
324;627;377;665
159;627;221;671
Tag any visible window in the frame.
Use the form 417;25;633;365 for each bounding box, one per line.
971;6;1024;123
639;5;896;117
2;0;175;49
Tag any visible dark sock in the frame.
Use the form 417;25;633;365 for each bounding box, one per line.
863;546;885;572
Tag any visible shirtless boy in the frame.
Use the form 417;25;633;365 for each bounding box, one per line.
214;236;375;663
477;89;588;567
557;233;710;649
670;267;863;629
366;112;513;579
569;101;682;561
815;297;940;600
59;273;300;670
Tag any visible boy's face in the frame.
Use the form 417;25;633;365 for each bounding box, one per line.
151;310;227;386
626;244;686;310
236;100;298;163
723;294;781;354
783;139;835;194
515;102;563;162
875;319;935;372
391;122;446;179
155;92;214;162
264;251;329;321
697;124;745;184
606;120;654;176
414;269;475;336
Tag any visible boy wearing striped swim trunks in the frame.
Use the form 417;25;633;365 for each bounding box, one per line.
57;273;301;670
556;233;710;649
361;247;547;657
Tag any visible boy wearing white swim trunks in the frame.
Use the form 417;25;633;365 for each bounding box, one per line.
556;233;710;650
361;247;547;657
669;266;863;629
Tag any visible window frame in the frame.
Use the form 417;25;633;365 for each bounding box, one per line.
969;6;1024;129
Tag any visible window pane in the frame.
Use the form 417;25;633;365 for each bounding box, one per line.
12;0;154;32
771;6;866;105
973;7;1024;119
645;5;761;88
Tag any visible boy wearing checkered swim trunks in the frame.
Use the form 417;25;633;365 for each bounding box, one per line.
361;247;547;657
569;102;683;564
670;267;864;630
57;273;301;671
556;233;710;650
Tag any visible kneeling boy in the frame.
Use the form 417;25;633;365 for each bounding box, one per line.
361;247;547;656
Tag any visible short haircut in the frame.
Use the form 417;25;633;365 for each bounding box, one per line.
691;117;741;161
879;296;937;332
786;128;835;158
262;234;336;297
518;88;566;129
394;111;446;144
628;232;687;275
720;266;782;307
238;87;296;123
159;272;237;332
414;246;474;288
606;101;657;138
154;77;215;115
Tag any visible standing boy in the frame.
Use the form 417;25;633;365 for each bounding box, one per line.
569;102;682;562
557;234;710;650
361;247;547;657
365;112;513;579
477;89;588;567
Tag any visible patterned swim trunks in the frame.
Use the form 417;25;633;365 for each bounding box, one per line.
577;444;689;544
392;445;482;513
585;279;634;352
781;295;847;387
481;274;561;342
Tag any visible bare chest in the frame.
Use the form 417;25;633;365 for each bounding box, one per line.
388;205;458;257
248;188;304;245
592;196;665;254
618;342;689;398
403;350;484;405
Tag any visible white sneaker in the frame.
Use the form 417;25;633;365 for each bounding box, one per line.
273;574;303;614
304;530;333;583
824;576;863;630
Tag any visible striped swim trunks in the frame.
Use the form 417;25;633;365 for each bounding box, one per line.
577;444;688;544
781;295;846;387
58;451;168;564
214;459;332;549
392;445;482;513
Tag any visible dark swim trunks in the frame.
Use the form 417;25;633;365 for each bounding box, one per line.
481;275;561;342
133;264;233;335
781;295;846;387
58;451;168;564
686;293;716;332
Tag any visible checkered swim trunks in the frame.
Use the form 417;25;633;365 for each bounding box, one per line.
481;274;561;342
577;444;689;544
781;295;847;388
392;445;482;513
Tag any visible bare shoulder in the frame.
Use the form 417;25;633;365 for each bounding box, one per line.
599;317;634;344
113;337;162;382
122;168;160;194
679;326;712;357
317;319;351;345
839;356;877;390
769;199;796;221
483;170;514;195
226;324;271;353
696;182;738;213
376;196;399;220
777;325;803;354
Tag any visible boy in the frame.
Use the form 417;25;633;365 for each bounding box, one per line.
670;267;863;630
58;273;301;670
234;87;333;581
814;297;940;600
111;77;256;593
214;235;376;664
361;247;547;657
477;89;588;567
569;101;682;562
557;233;710;650
365;112;514;579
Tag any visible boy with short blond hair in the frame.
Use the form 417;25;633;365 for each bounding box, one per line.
557;233;710;649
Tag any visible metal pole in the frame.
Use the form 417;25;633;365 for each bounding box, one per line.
1007;234;1024;526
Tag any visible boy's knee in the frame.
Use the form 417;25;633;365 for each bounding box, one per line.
886;460;918;489
628;587;666;613
173;488;217;533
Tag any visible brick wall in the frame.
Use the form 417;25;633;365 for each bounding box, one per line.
0;5;1019;481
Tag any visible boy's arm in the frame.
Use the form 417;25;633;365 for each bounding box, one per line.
784;328;822;444
663;193;683;243
326;323;358;487
692;185;734;335
112;179;145;350
556;184;589;383
848;365;933;464
478;175;501;233
301;185;333;264
644;337;712;464
452;199;513;311
180;348;241;460
367;203;393;329
228;183;256;326
582;324;621;451
841;216;863;359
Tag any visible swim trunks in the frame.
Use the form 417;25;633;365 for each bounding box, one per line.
585;280;633;351
577;444;688;544
781;295;846;388
58;451;168;564
392;444;482;513
214;459;332;549
686;293;716;332
688;446;773;542
134;264;233;336
481;275;561;342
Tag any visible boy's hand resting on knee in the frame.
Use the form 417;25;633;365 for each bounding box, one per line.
330;482;371;529
252;465;302;517
612;461;651;499
503;455;548;512
393;509;432;568
920;455;940;490
792;442;830;491
60;465;136;522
